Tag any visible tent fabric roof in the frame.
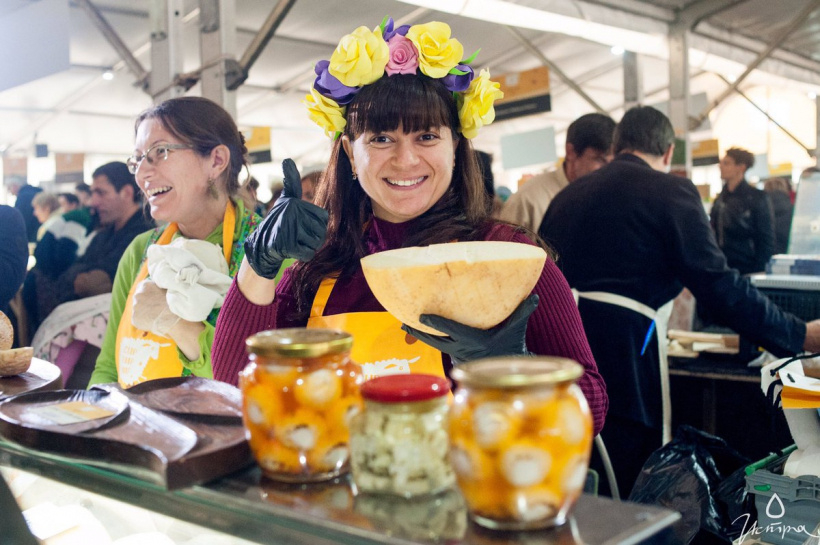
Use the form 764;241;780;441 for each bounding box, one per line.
1;0;818;176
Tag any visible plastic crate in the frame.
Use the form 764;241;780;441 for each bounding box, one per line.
756;288;820;323
743;447;820;545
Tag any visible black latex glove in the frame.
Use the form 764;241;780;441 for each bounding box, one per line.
401;294;539;365
244;159;329;279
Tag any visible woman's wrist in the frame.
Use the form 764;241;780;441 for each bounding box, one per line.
236;257;278;306
168;319;206;361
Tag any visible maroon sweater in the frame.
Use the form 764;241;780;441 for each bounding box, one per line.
212;217;608;434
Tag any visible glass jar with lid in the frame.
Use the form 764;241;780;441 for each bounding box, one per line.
449;357;593;530
241;328;363;482
349;374;455;497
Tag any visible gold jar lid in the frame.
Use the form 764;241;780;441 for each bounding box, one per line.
450;356;583;388
246;328;353;358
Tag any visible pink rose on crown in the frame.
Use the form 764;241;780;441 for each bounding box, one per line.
385;35;419;76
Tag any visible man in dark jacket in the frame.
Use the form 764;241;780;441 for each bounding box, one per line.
711;148;775;274
24;163;154;331
540;106;820;496
57;162;154;302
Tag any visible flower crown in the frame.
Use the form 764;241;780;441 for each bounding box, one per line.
304;16;504;140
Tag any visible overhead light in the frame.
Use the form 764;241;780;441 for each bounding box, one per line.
726;74;737;83
395;0;667;56
809;91;817;100
610;45;625;56
102;70;114;81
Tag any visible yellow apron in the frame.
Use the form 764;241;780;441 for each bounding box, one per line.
115;203;235;388
307;277;445;381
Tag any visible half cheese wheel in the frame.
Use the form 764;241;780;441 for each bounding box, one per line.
0;311;12;351
0;347;32;377
361;241;547;336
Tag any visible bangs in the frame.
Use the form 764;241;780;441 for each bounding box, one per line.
345;75;459;136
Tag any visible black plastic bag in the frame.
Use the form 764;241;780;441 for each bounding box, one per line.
628;425;751;544
713;463;755;542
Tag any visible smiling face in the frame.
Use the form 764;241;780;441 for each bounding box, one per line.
133;118;230;237
342;125;457;223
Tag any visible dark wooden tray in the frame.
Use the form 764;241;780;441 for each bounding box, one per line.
0;358;62;401
0;377;252;490
119;376;243;420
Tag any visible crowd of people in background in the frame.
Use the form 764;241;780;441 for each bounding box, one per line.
0;89;815;502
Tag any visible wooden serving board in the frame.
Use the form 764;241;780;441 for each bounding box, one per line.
0;377;252;490
667;329;739;348
0;358;62;401
667;329;740;358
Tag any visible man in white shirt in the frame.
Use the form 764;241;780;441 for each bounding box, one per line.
499;113;616;233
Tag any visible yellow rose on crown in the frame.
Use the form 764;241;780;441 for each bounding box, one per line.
304;88;347;139
307;17;503;139
406;22;464;79
458;69;504;139
329;26;389;88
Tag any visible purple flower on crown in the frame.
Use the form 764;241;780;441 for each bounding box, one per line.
442;64;475;93
313;60;359;105
382;17;410;41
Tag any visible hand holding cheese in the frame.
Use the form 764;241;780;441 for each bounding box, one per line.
244;159;329;279
402;294;538;364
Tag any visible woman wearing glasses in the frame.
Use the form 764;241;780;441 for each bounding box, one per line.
88;96;261;388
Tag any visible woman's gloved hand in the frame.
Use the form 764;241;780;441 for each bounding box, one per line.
401;294;539;364
244;159;329;279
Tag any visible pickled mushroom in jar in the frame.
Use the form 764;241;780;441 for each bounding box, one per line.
472;401;520;450
280;408;329;451
294;368;342;409
509;486;561;522
500;443;552;488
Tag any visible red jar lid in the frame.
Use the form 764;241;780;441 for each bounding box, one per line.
360;374;451;403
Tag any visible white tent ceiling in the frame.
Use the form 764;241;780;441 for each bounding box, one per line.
1;0;819;196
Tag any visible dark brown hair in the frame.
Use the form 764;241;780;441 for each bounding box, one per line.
725;147;755;170
290;74;492;317
93;162;140;203
135;96;249;199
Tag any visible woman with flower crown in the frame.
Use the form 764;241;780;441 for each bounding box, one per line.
211;18;607;433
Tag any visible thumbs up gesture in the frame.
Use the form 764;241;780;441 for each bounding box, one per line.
243;159;329;279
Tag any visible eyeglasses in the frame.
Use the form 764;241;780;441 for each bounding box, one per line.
126;143;193;174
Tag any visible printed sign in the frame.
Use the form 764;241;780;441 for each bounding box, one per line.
494;66;551;122
55;152;85;185
3;156;27;186
243;126;272;164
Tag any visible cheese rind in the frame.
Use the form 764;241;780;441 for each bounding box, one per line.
361;241;547;335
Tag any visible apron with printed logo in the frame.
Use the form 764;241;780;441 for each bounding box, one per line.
574;290;675;445
307;277;445;381
115;202;236;388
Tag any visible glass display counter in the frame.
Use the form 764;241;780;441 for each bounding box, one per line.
0;438;680;545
